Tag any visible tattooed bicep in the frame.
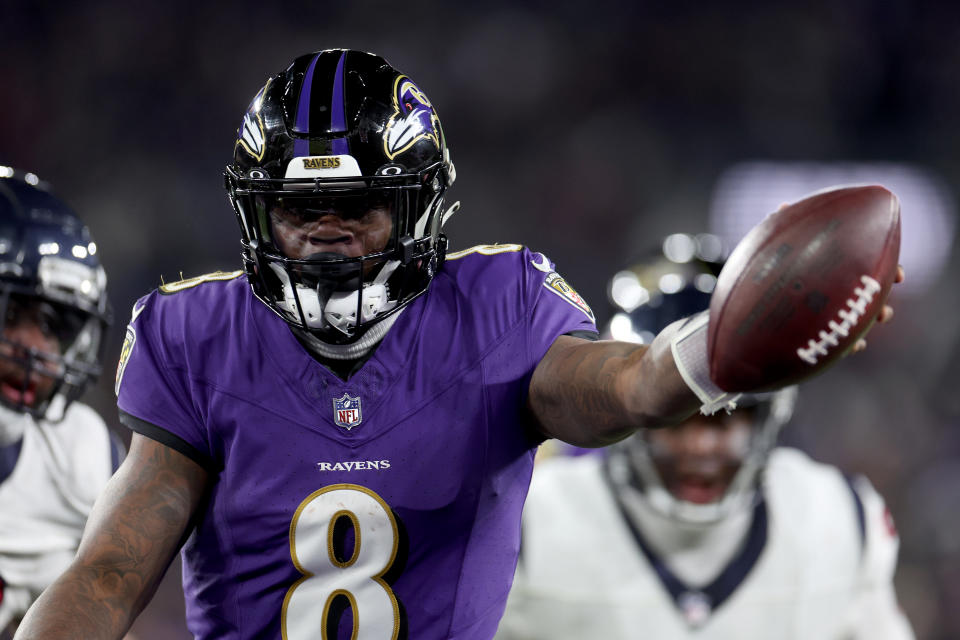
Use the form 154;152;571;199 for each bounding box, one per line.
74;433;209;596
13;435;210;637
528;336;646;445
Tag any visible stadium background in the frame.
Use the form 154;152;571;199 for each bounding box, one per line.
3;2;959;637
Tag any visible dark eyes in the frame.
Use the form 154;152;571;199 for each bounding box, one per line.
4;299;82;349
278;200;391;222
283;208;323;223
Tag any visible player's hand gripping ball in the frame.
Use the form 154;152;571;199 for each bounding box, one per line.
708;185;901;392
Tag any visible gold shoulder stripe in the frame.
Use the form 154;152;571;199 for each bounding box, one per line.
159;270;244;294
446;244;524;260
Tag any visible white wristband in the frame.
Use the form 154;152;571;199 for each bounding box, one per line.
669;311;741;415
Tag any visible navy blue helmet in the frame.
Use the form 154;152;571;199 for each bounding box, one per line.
0;169;110;420
605;232;726;344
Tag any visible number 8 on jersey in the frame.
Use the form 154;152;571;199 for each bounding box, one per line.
282;484;402;640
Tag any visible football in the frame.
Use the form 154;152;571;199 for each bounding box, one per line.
707;185;901;392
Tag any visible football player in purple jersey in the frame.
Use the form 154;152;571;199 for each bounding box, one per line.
16;51;898;640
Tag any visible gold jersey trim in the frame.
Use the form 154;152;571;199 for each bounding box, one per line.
159;270;244;294
445;244;524;260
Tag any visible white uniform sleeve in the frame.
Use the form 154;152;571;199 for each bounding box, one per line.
844;476;915;640
495;457;615;640
0;403;117;632
495;556;535;639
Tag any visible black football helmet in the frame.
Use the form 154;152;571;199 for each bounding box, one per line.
0;168;110;421
604;233;797;524
224;49;456;346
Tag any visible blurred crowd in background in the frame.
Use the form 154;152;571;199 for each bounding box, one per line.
3;1;960;638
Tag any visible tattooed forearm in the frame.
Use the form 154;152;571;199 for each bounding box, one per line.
529;334;699;447
15;435;208;640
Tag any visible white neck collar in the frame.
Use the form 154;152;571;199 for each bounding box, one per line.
293;310;403;361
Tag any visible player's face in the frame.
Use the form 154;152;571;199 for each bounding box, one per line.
646;410;754;505
0;297;65;409
268;194;394;260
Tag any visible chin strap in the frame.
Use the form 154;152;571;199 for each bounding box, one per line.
323;261;400;335
270;260;401;336
270;263;323;329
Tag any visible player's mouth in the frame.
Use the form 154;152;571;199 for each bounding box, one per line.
0;378;37;407
669;474;728;504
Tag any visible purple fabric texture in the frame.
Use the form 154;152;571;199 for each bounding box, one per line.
117;247;596;639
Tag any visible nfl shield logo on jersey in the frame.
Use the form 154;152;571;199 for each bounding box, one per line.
333;393;363;430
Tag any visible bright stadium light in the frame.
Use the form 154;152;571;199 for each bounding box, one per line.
694;273;717;294
608;270;650;312
663;233;697;263
659;273;685;295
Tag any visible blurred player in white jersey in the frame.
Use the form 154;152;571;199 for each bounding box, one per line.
0;170;119;638
496;234;913;640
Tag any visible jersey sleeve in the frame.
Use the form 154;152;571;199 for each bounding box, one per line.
522;248;598;365
845;476;915;639
115;292;217;471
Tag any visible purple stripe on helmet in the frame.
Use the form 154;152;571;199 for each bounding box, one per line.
293;52;321;157
331;52;349;155
331;52;347;130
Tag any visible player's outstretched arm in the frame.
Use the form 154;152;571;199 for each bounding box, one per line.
529;263;903;449
529;322;699;448
14;434;208;640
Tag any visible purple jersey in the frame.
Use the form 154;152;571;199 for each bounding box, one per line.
116;245;596;640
